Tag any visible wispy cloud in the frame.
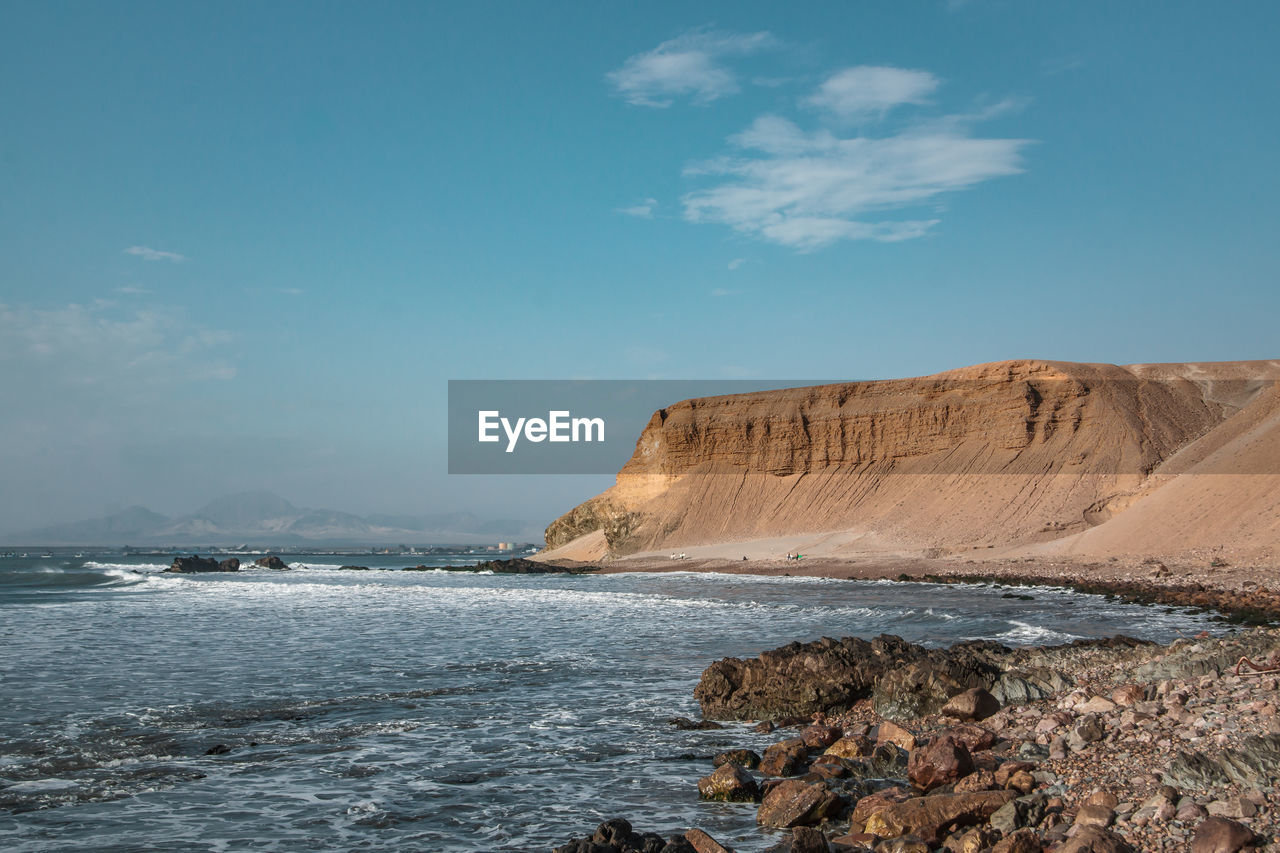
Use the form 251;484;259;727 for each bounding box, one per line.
727;258;745;270
607;28;775;108
280;287;305;296
617;198;658;218
804;66;939;120
124;246;186;263
682;112;1030;250
0;301;235;391
115;285;150;295
710;287;736;297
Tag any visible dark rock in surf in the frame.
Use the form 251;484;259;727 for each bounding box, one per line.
669;716;724;730
338;565;370;571
253;555;289;570
165;555;239;573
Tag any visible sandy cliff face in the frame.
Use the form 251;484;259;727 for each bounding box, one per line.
542;359;1280;560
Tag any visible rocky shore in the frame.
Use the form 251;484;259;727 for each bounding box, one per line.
553;626;1280;853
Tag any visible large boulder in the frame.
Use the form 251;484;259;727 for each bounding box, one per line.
698;763;761;802
907;735;973;791
757;779;842;828
253;555;288;570
863;790;1016;844
941;687;1001;721
1056;825;1135;853
1191;817;1256;853
165;555;239;573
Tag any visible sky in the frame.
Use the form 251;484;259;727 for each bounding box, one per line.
2;0;1278;533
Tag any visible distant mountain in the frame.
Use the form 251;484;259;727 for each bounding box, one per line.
5;492;542;546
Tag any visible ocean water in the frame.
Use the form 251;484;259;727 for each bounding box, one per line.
0;552;1226;852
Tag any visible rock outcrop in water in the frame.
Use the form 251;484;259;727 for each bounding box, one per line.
694;634;1157;722
164;555;240;573
541;359;1280;561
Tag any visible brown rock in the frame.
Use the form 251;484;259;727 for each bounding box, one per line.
757;778;841;828
831;832;878;851
875;838;928;853
907;735;973;791
942;723;997;752
698;763;761;802
825;734;874;759
953;769;996;793
850;791;904;831
863;790;1016;844
1110;684;1144;706
1004;769;1035;795
790;826;831;853
1074;804;1115;828
941;687;1001;721
945;826;998;853
760;738;811;777
1056;824;1135;853
1083;791;1119;809
712;749;761;769
994;761;1036;787
684;828;734;853
1191;817;1256;853
991;829;1043;853
877;721;917;752
802;723;844;749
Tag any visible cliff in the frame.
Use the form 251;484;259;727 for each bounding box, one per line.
542;359;1280;561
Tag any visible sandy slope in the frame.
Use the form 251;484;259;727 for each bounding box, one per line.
540;359;1280;564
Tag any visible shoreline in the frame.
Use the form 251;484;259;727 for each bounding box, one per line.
542;554;1280;625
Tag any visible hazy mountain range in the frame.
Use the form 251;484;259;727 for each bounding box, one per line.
4;491;543;546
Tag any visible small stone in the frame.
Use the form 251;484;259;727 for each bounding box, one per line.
1074;804;1116;828
940;687;1001;722
877;721;917;752
698;763;761;803
684;828;734;853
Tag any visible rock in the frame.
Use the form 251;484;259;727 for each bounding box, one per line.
757;779;841;828
1190;817;1256;853
802;724;844;749
945;827;999;853
849;788;910;830
1067;715;1104;751
953;769;996;793
1164;733;1280;788
1074;804;1115;828
991;668;1074;705
864;790;1015;844
1110;684;1144;706
669;717;723;730
825;735;873;759
942;724;996;753
713;749;761;769
253;555;288;570
907;735;973;791
1056;825;1134;853
695;634;1009;721
760;738;811;777
1206;797;1256;819
788;826;830;853
1083;791;1119;809
941;688;1001;721
552;818;671;853
994;761;1036;788
874;838;928;853
683;828;734;853
989;794;1045;835
698;763;761;802
876;722;917;752
1075;695;1117;714
991;829;1043;853
338;564;370;571
165;555;240;573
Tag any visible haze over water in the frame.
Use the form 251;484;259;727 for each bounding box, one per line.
0;554;1225;852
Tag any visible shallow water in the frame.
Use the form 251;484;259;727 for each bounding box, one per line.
0;553;1226;851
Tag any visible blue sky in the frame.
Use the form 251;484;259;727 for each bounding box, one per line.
2;1;1278;532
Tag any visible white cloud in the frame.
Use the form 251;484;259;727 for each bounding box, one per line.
681;114;1029;250
281;287;305;296
804;66;939;120
727;258;745;270
617;198;658;218
710;288;736;297
0;301;235;392
124;246;186;262
607;28;775;108
115;285;150;295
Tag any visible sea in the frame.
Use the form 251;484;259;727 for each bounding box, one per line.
0;550;1228;852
